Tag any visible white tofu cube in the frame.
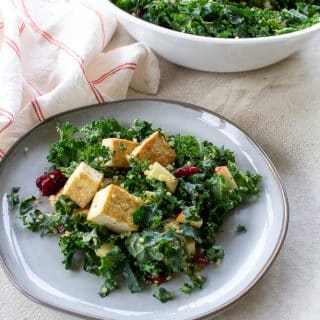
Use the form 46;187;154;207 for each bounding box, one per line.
102;138;138;168
62;162;103;208
87;184;143;233
131;131;176;166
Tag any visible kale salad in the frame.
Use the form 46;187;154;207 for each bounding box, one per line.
7;118;261;302
111;0;320;38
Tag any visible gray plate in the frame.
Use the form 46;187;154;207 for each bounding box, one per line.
0;99;288;320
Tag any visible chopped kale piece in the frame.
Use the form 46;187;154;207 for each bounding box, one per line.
153;287;174;303
236;224;248;233
6;187;20;206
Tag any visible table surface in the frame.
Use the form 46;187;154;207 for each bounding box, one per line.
1;26;320;320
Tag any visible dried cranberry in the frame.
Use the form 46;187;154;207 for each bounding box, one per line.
193;256;209;265
36;169;67;196
57;224;65;234
174;166;201;178
146;274;166;284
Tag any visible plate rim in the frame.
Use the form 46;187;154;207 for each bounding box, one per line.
0;98;289;320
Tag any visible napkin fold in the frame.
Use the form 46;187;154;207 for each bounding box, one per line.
0;0;160;158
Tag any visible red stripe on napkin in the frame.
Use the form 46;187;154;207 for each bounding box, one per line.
19;22;26;36
21;0;104;104
0;148;5;158
24;78;42;96
4;38;21;59
0;116;13;134
0;109;14;121
3;38;46;122
34;98;45;120
31;99;44;122
92;63;137;84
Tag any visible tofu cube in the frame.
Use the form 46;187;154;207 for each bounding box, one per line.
145;162;178;193
72;208;89;218
62;162;103;208
131;131;176;167
87;184;143;233
102;138;138;168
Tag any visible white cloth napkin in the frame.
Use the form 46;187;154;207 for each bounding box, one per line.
0;0;160;159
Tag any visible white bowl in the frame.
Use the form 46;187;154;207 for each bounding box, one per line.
105;1;320;72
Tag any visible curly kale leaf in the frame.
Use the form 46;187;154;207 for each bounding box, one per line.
173;135;234;171
98;246;126;297
126;230;188;274
153;287;174;303
81;118;155;144
125;119;156;142
47;122;85;169
123;261;142;293
21;209;58;234
236;224;247;233
6;187;20;206
54;195;78;216
19;196;36;215
79;143;111;175
205;245;225;263
112;0;320;38
180;274;206;295
47;121;113;175
81;118;124;144
133;204;162;228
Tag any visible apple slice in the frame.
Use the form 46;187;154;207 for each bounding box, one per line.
176;212;203;228
145;162;178;193
186;238;196;256
95;242;113;257
214;166;237;190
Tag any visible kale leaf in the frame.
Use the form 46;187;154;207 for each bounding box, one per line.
112;0;320;38
98;246;126;297
132;204;162;228
47;122;85;170
173;135;234;171
6;187;20;206
123;261;142;293
181;275;206;295
236;224;247;233
153;287;174;303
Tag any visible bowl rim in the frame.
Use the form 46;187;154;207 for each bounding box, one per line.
0;98;289;320
105;0;320;44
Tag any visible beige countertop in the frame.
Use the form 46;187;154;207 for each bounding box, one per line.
1;27;320;320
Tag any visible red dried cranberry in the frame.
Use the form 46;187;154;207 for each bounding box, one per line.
146;274;166;284
57;224;65;234
193;256;209;265
174;166;201;178
36;169;67;196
